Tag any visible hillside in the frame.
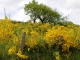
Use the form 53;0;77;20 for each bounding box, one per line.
0;18;80;60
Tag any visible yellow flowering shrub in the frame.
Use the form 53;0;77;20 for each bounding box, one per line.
25;31;40;48
0;18;14;43
45;25;80;51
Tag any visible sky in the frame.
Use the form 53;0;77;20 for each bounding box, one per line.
0;0;80;24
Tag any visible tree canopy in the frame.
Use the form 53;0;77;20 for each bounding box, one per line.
24;0;64;24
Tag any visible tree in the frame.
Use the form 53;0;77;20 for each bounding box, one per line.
24;0;64;24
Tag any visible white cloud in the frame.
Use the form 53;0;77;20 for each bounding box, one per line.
0;0;31;20
68;9;80;24
0;5;4;18
0;0;80;24
66;0;80;9
12;8;30;22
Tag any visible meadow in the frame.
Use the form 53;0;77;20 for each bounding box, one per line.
0;18;80;60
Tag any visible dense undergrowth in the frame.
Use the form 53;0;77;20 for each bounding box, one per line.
0;18;80;60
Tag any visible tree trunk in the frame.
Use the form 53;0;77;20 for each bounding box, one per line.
38;16;44;24
33;18;36;23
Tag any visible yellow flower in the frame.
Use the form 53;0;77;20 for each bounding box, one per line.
56;56;60;60
28;48;30;51
55;51;61;60
17;49;28;59
8;46;16;55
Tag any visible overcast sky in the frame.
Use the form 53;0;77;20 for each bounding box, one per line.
0;0;80;24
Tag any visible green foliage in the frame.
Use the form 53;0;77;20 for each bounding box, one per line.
24;0;63;25
69;48;80;60
58;21;74;26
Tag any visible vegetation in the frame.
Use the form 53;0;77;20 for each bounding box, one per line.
0;0;80;60
24;0;64;25
0;17;80;60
